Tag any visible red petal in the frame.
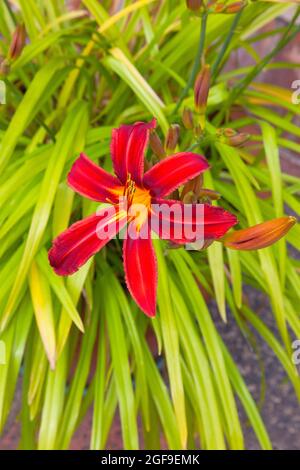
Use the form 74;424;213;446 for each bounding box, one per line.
49;205;127;275
123;223;157;317
151;198;237;243
143;152;209;197
68;153;123;203
203;204;238;238
110;119;156;184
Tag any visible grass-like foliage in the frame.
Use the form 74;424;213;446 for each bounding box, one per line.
0;0;299;450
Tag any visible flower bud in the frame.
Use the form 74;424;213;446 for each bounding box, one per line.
198;188;220;200
223;1;246;13
149;130;166;159
194;64;211;116
223;128;236;137
181;175;203;200
217;128;250;147
222;216;296;251
212;3;225;13
165;124;180;152
8;24;26;61
181;191;197;204
182;107;194;129
186;0;204;12
194;125;204;138
227;132;250;147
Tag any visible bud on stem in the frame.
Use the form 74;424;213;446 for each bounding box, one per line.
198;188;220;200
8;24;26;61
209;1;246;13
227;132;250;147
149;130;166;159
222;217;296;250
217;128;250;147
181;175;203;200
182;107;195;129
223;1;246;13
165;124;180;152
194;64;211;128
186;0;204;13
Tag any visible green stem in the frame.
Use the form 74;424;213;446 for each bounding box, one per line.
173;12;208;116
211;9;243;82
3;78;57;143
213;7;300;127
227;7;300;107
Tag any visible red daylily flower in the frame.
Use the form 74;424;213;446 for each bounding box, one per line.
48;119;237;317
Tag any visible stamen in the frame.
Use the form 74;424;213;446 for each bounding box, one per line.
124;173;136;206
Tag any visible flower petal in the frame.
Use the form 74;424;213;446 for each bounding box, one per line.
143;152;209;197
110;119;156;184
49;205;127;275
123;223;157;317
203;203;238;238
151;198;237;243
68;153;123;203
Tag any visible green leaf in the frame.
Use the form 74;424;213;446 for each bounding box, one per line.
1;101;89;330
155;240;187;449
28;261;56;369
226;248;242;309
0;59;66;173
104;48;169;133
102;276;139;450
36;250;84;333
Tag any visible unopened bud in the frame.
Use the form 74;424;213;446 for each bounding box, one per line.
182;107;195;129
165;124;180;152
223;128;236;137
198;188;220;200
181;175;203;200
222;216;296;251
223;1;246;13
217;128;250;147
186;0;204;12
227;132;250;147
149;130;166;159
8;24;26;61
194;125;204;138
212;3;225;13
182;191;197;204
194;64;211;116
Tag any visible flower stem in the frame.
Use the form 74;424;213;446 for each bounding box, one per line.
227;6;300;107
213;7;300;127
173;11;208;115
211;9;243;83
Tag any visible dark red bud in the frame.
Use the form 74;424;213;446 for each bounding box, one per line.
194;64;211;115
149;130;166;159
182;107;195;129
186;0;204;12
165;124;180;152
8;24;26;61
